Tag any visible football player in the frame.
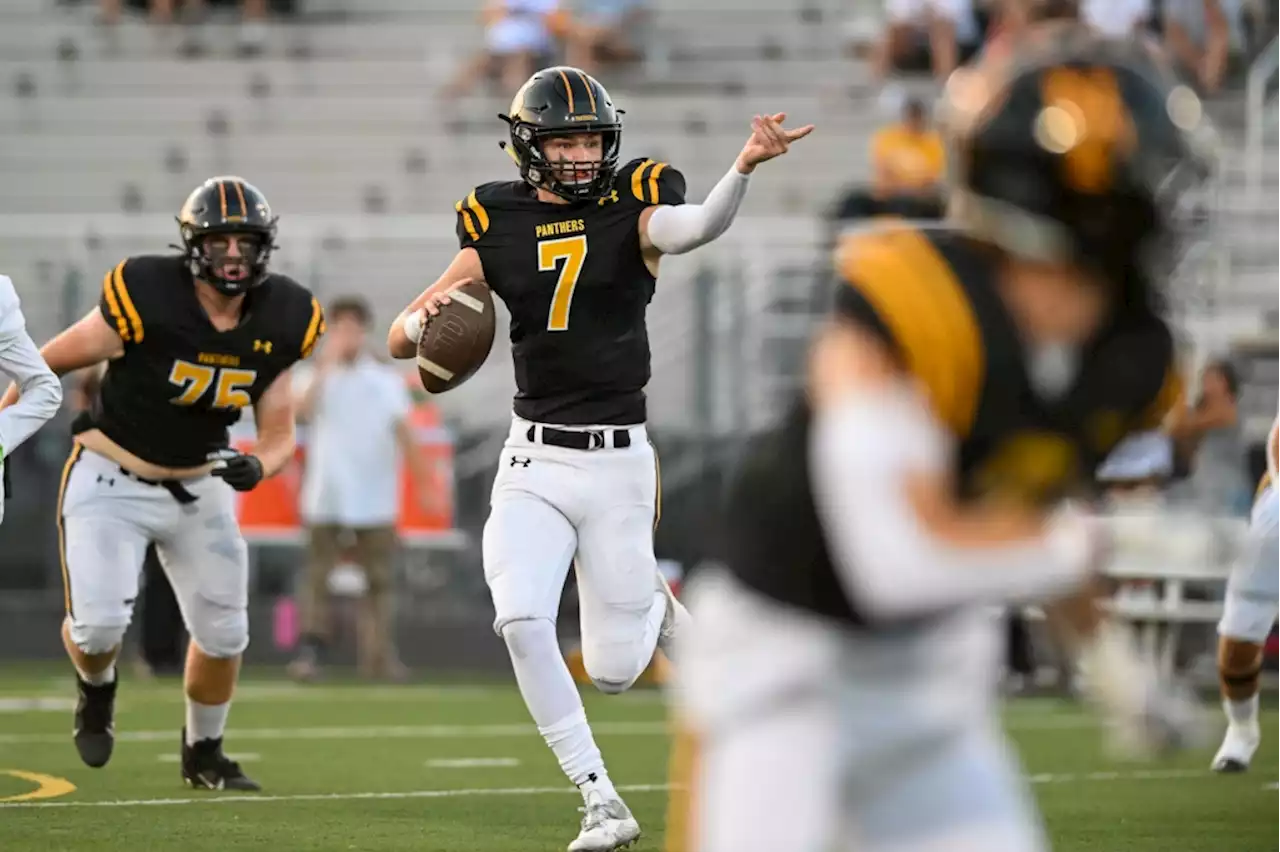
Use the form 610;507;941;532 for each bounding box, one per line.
0;272;64;525
387;66;812;851
1211;414;1279;773
0;177;323;790
668;28;1208;852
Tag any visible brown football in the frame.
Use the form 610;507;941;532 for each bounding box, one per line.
416;280;497;394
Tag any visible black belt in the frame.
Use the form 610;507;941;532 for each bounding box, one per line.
118;467;200;505
527;425;632;451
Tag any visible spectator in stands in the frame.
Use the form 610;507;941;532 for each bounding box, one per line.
1169;359;1251;513
564;0;649;74
99;0;268;57
288;297;440;682
870;97;945;209
442;0;567;99
1162;0;1236;94
1082;0;1151;36
875;0;978;82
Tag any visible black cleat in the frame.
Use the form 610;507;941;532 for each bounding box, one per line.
181;729;262;791
73;675;118;768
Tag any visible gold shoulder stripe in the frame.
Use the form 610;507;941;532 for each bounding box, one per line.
455;199;480;242
647;162;668;205
631;159;655;202
301;297;324;358
101;263;130;342
112;261;144;343
465;189;490;235
837;227;984;436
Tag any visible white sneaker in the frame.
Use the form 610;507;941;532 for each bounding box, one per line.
656;572;691;661
567;790;641;852
1211;722;1260;773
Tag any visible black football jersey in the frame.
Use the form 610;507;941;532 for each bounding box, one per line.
456;157;686;425
90;254;324;468
723;226;1181;627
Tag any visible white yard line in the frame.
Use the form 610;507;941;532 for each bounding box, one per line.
426;758;521;769
0;768;1219;810
0;783;673;809
156;753;260;763
0;720;669;746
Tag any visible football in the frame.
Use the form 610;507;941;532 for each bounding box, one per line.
416;279;497;394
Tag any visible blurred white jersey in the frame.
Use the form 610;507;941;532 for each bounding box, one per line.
0;274;63;524
673;570;1048;852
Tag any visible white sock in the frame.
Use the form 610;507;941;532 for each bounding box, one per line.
540;709;612;791
1224;694;1260;729
502;619;608;787
185;700;231;745
578;765;620;803
76;662;116;687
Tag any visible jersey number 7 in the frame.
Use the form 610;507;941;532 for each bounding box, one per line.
169;360;257;409
539;234;587;332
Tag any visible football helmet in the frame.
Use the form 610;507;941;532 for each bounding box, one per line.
177;176;278;296
942;25;1213;313
499;66;623;202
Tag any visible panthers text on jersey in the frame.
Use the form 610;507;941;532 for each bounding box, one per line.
455;157;686;425
721;225;1182;627
87;255;324;468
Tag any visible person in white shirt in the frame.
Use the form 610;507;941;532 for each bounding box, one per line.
288;296;439;681
0;274;63;524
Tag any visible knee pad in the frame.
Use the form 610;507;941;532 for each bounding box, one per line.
1218;637;1263;700
501;618;558;660
582;643;644;695
68;621;127;656
188;598;249;659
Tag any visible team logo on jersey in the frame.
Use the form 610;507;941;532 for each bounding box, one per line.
597;189;619;206
253;339;273;355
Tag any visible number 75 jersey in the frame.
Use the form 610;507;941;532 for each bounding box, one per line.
455;157;686;427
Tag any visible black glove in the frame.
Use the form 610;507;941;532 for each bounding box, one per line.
209;450;265;492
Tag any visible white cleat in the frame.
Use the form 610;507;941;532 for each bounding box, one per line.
567;790;642;852
1211;722;1260;773
656;572;692;661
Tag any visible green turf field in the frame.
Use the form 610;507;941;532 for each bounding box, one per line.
0;667;1274;851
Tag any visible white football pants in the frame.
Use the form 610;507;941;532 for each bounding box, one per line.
483;416;662;689
1219;483;1280;644
58;445;250;659
672;570;1048;852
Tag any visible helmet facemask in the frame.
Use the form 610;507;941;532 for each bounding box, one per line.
181;224;277;296
504;121;622;202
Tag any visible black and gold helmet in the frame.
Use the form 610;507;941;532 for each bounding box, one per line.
942;25;1213;312
177;176;278;296
499;66;623;202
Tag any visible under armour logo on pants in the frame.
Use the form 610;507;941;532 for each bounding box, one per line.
510;457;532;468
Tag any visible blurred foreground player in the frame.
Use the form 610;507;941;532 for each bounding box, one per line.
0;272;63;526
1211;415;1279;773
0;177;323;789
388;67;811;851
670;29;1210;852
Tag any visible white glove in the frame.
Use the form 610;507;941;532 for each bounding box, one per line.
1077;622;1207;759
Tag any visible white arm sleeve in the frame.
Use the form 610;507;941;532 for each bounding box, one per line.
0;276;62;458
644;165;751;255
809;385;1094;621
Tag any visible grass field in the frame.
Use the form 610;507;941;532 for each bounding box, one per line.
0;666;1274;851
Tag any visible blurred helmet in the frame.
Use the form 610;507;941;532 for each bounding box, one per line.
499;66;623;202
941;25;1214;313
177;176;278;296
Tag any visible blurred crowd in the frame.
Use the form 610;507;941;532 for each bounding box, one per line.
865;0;1276;95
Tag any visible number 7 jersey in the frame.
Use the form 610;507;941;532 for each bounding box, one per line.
456;157;686;426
